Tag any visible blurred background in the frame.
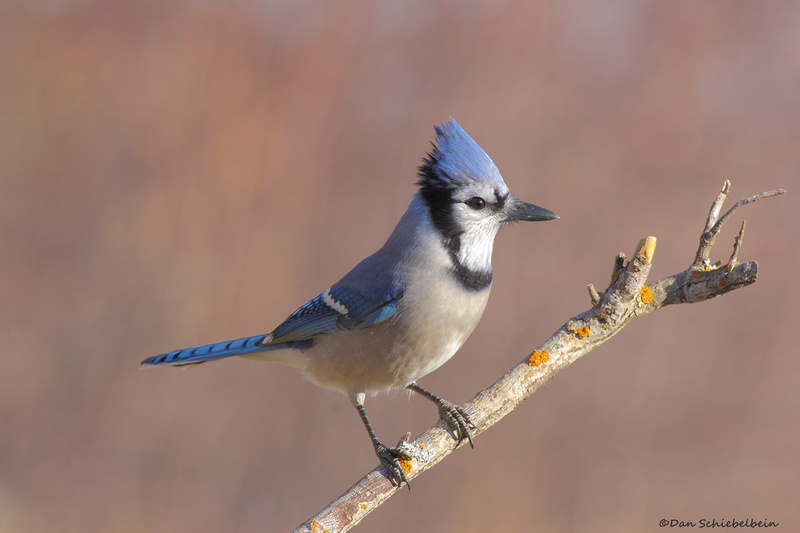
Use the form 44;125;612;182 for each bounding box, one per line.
2;1;798;531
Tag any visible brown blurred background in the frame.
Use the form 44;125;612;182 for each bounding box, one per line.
2;1;798;531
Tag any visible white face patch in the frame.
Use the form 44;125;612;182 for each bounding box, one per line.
322;288;349;315
448;182;506;273
457;220;500;272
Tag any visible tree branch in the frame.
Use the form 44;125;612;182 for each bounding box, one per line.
295;182;785;533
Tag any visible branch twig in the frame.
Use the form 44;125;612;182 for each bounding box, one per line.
295;182;785;533
693;180;785;267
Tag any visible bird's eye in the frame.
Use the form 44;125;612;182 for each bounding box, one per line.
467;197;486;210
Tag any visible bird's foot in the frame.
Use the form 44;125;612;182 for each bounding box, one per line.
436;398;475;448
406;383;476;448
436;399;475;448
373;440;411;488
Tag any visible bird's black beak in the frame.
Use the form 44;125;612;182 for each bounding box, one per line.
503;195;559;222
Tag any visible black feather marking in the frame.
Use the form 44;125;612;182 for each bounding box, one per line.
417;156;461;256
417;154;492;292
494;188;508;209
451;264;493;291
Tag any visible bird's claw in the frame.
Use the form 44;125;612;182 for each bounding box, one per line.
437;399;476;448
374;442;411;488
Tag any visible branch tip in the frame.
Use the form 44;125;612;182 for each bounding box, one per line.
610;253;626;286
728;221;746;265
705;180;731;232
588;284;600;306
712;188;785;238
626;236;657;274
634;236;657;263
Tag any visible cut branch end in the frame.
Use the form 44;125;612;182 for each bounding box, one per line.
632;236;657;266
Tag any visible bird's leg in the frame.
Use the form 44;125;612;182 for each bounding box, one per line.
351;392;411;488
406;382;475;448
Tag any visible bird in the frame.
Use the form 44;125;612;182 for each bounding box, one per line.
142;118;558;487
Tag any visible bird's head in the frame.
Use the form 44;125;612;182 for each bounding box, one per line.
416;118;557;284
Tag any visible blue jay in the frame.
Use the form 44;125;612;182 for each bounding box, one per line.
142;118;557;486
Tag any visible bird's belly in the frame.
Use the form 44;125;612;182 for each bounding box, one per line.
301;284;491;395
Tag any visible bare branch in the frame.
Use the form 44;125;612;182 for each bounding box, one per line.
609;252;626;286
694;183;785;267
294;183;785;533
587;284;600;306
704;179;731;233
728;221;746;266
713;188;786;236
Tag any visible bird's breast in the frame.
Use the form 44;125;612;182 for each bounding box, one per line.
364;265;492;391
299;269;491;395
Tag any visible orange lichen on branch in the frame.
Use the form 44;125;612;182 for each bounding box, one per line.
567;325;590;338
528;350;550;367
309;520;329;533
397;455;412;474
693;264;716;277
638;285;653;304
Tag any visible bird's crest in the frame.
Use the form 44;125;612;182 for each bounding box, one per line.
417;118;507;192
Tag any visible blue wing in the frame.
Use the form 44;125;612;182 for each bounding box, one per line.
268;282;404;344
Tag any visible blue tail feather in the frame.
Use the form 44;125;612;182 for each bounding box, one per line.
141;334;275;367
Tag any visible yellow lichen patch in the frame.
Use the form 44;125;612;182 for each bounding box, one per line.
398;455;413;474
638;285;653;304
361;503;368;510
528;350;550;366
568;325;590;338
693;264;716;277
309;520;323;532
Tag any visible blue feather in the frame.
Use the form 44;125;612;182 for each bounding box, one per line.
142;282;404;367
271;283;404;342
418;118;507;192
141;333;273;366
